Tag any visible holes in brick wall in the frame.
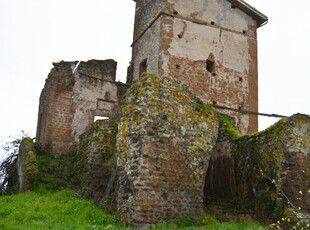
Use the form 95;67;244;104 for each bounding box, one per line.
178;34;183;39
239;77;243;82
173;10;178;15
231;4;236;9
94;116;109;121
243;30;247;35
104;92;111;100
212;73;216;76
207;60;215;73
176;64;180;70
212;101;217;105
139;59;147;77
238;106;242;111
211;21;215;25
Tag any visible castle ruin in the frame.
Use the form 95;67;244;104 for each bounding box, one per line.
21;0;310;228
37;0;268;157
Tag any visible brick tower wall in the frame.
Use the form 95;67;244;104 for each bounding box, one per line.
36;62;76;156
131;0;260;134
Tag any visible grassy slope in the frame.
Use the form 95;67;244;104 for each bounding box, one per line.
0;190;266;230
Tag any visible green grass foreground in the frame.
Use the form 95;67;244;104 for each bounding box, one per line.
0;189;267;230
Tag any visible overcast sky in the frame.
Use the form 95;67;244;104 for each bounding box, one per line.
0;0;309;158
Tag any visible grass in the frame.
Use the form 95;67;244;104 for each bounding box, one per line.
0;188;126;230
0;189;267;230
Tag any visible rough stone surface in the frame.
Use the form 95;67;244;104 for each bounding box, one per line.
27;1;310;226
36;59;129;157
116;73;219;227
205;113;310;216
204;121;235;201
78;119;118;204
131;0;261;134
234;114;310;212
17;138;38;193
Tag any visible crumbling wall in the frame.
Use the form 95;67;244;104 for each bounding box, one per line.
71;60;120;144
36;59;128;157
116;73;219;227
78;120;118;204
17;138;38;193
36;62;76;156
234;114;310;213
131;0;260;134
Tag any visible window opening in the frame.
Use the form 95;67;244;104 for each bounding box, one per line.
139;59;147;77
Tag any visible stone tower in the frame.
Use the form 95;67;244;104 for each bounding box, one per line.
129;0;267;134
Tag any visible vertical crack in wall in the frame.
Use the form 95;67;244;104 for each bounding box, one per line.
218;28;224;63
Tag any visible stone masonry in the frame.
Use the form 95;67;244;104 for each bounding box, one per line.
130;0;268;134
205;113;310;215
36;59;128;157
30;70;309;228
28;0;310;228
117;73;219;226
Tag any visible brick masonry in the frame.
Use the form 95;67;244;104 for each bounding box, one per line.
36;60;128;157
131;0;267;134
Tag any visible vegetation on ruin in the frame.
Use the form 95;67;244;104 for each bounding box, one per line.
0;131;30;195
216;112;243;140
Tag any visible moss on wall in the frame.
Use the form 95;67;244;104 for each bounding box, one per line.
117;73;219;226
77;119;119;204
17;138;39;192
218;114;310;221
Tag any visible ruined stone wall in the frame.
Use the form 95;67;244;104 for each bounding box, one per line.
78;120;118;204
205;113;310;215
17;138;38;193
117;73;219;227
36;60;128;157
36;62;76;156
233;114;310;212
131;0;260;134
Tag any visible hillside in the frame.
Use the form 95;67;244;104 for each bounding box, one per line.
0;189;266;230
